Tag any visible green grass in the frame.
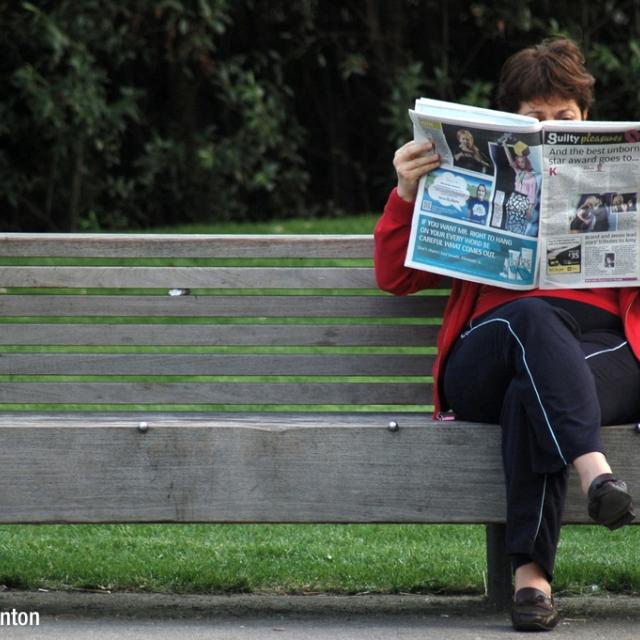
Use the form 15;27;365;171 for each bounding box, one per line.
0;523;638;596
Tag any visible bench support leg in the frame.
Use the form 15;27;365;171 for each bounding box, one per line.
485;523;512;610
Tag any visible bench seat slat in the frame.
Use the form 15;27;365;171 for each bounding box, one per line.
0;295;447;318
0;381;431;404
0;324;439;346
0;266;377;289
0;354;434;376
0;234;376;259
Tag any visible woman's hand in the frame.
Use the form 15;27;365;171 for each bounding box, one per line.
394;141;440;202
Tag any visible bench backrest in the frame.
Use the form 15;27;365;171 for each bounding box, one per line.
0;234;444;413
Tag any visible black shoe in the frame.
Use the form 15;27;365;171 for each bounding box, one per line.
588;473;635;530
511;587;560;632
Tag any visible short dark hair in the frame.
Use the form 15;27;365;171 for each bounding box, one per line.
496;37;595;114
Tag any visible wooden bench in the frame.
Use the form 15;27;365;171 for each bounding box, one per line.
0;233;638;609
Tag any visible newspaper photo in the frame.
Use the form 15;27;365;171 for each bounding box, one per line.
404;97;640;289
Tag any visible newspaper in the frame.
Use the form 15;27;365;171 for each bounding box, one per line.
405;97;640;289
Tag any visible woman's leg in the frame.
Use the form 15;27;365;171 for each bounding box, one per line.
443;300;640;586
442;298;606;582
582;330;640;426
443;298;606;470
499;381;570;581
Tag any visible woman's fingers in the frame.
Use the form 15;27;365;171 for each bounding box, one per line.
394;141;440;202
394;140;434;162
398;153;440;174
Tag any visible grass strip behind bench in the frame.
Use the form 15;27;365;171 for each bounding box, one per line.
0;524;638;596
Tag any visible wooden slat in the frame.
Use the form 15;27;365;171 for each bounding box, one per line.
0;324;439;347
0;266;376;289
0;234;375;259
0;382;431;405
0;294;447;318
0;414;636;524
0;353;433;376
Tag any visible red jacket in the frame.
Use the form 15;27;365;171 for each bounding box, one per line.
374;188;640;417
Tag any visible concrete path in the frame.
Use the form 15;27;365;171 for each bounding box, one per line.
1;591;640;639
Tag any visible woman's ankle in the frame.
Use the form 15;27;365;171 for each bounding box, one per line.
573;451;612;495
514;562;551;596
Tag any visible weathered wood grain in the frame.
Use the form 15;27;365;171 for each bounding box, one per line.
0;353;434;376
0;234;376;259
0;414;636;524
0;323;438;346
0;381;431;405
0;294;447;318
0;266;377;289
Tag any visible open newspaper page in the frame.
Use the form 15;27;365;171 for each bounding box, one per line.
538;121;640;288
405;98;543;290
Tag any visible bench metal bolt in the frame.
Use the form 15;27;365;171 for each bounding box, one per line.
387;420;399;432
138;421;149;433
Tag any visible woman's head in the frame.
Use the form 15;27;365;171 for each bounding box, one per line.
497;37;594;120
515;154;532;172
457;129;474;148
582;195;599;209
476;184;486;199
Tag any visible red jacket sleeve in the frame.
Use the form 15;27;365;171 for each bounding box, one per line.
620;287;640;360
374;188;441;295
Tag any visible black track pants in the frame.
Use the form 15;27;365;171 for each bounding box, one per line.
442;297;640;579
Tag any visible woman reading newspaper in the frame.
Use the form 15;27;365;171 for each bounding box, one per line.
374;37;640;632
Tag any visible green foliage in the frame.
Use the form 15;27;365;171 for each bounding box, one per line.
1;2;142;230
0;1;309;230
384;62;428;148
2;1;640;230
